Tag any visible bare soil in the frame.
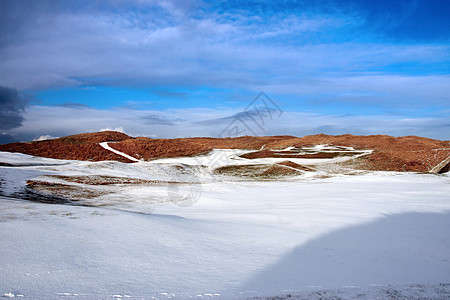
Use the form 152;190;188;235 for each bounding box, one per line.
26;180;111;200
214;161;309;178
45;175;201;185
260;164;303;177
214;164;271;177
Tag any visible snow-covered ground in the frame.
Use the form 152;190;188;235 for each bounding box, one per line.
0;150;449;299
99;142;141;162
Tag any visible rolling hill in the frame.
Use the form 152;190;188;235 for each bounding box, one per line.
0;131;449;173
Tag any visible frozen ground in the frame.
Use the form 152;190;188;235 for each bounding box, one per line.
0;150;449;299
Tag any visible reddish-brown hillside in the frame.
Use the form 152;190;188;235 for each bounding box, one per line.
58;131;131;144
0;131;134;163
264;134;450;172
108;136;295;160
0;131;448;172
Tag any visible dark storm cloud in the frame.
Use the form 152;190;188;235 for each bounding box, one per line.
0;86;29;130
0;132;18;144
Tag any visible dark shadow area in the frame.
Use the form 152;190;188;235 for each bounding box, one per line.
438;161;450;174
241;212;450;296
10;187;72;204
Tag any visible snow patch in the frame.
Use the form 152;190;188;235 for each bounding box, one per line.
99;142;140;162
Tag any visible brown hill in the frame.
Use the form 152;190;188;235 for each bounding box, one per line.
0;131;448;173
58;131;131;144
103;133;450;172
0;131;134;163
264;134;450;173
108;135;295;160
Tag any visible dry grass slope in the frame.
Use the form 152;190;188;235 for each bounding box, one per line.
0;131;134;163
1;131;448;172
108;135;295;160
264;134;450;172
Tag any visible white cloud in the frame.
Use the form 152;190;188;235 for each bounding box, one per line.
99;126;126;134
33;134;58;141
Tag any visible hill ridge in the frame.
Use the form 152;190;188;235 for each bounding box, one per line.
0;131;449;173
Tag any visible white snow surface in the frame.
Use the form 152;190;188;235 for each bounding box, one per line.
99;142;141;162
0;150;449;299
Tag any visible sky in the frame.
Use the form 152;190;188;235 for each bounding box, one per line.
0;0;449;143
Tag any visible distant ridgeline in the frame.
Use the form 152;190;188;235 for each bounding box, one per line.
0;131;449;173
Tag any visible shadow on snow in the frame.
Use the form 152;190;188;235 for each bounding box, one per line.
241;211;450;296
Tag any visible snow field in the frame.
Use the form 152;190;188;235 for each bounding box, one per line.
0;151;449;298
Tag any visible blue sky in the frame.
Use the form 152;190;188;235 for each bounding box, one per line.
0;0;449;142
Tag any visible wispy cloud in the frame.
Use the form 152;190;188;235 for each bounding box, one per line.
56;102;91;109
138;114;183;126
